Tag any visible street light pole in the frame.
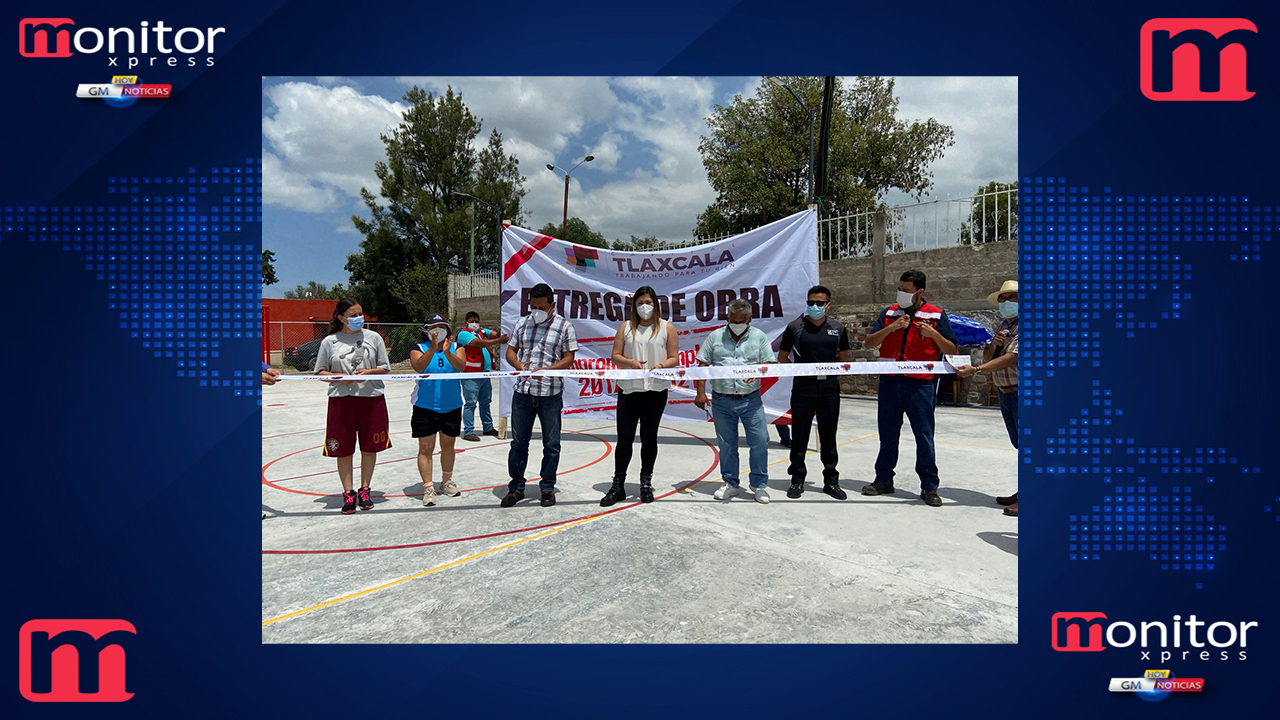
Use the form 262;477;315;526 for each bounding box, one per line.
466;203;476;275
546;155;594;241
764;76;816;205
452;191;500;275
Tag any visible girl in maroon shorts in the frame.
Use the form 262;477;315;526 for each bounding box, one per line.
314;299;391;514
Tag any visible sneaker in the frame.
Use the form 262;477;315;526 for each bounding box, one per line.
713;483;739;501
861;481;896;496
541;491;556;507
357;486;374;510
440;478;461;497
500;490;524;507
421;483;437;507
822;482;848;501
462;434;481;442
341;490;357;514
754;487;771;504
920;489;943;507
483;429;500;438
787;481;804;498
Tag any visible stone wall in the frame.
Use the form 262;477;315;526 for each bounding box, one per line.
822;240;1018;404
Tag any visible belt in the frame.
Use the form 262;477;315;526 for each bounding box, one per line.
998;385;1019;394
716;390;759;400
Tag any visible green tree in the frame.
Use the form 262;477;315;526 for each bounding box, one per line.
612;233;662;251
281;280;348;300
537;217;610;248
348;85;527;321
959;181;1019;245
262;249;278;286
696;76;954;247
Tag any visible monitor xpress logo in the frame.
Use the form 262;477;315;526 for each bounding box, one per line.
1052;612;1258;661
1140;18;1257;101
18;620;137;702
19;18;224;67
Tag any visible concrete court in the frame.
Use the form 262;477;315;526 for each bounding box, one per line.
261;378;1018;644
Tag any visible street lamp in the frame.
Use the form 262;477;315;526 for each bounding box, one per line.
452;190;500;275
546;155;594;241
764;76;817;204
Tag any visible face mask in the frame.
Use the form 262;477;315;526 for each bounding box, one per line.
896;290;917;309
531;309;549;324
429;328;447;343
345;315;364;331
999;300;1019;319
467;322;480;331
805;303;826;319
636;303;655;320
728;322;749;335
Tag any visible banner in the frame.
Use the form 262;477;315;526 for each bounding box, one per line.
498;209;819;421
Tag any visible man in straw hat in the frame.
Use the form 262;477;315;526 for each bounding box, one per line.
956;279;1019;517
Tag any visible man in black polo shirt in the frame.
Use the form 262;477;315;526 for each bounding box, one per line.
778;284;851;500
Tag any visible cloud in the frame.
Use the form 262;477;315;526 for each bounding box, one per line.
261;81;406;212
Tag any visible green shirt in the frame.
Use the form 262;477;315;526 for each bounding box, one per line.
695;325;774;395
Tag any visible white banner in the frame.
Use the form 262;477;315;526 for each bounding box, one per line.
498;210;819;422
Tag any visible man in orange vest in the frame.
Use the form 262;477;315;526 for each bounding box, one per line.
861;270;958;507
456;311;509;442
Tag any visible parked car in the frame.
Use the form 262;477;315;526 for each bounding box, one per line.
282;338;323;371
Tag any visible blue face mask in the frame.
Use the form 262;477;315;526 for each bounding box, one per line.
345;315;365;330
998;301;1019;319
805;303;826;319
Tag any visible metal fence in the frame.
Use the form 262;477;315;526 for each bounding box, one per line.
450;270;500;302
819;186;1018;260
265;321;424;370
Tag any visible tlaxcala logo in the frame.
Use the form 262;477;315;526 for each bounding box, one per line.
1140;18;1257;101
18;620;136;702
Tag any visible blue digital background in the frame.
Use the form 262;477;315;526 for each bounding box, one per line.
4;1;1276;717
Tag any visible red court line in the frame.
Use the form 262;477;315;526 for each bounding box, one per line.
261;425;719;555
261;429;612;499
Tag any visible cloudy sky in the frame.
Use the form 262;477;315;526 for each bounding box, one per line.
262;76;1017;292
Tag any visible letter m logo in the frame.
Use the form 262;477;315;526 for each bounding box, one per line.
1051;612;1108;652
19;619;137;702
1141;18;1257;101
19;18;75;57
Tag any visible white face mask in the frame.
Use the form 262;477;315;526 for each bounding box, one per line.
429;328;447;343
896;289;918;309
531;309;549;324
728;322;749;336
636;303;655;320
467;322;480;331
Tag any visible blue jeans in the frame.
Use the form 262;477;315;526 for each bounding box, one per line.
999;389;1018;449
462;378;494;435
711;391;770;489
874;377;940;490
508;391;562;494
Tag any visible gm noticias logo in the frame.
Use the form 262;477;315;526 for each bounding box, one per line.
18;619;136;702
1140;18;1257;101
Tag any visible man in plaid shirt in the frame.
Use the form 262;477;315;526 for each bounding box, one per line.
503;283;579;508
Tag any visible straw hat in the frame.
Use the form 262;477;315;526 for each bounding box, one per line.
987;280;1018;306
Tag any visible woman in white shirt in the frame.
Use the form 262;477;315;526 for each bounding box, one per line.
601;285;680;506
313;299;391;514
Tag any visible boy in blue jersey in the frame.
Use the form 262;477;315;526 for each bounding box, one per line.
409;313;467;506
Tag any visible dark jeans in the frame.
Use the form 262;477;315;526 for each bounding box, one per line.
874;377;939;490
788;382;840;483
999;389;1018;449
615;389;667;477
508;391;562;494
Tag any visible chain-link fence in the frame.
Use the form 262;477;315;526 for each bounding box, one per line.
266;322;424;371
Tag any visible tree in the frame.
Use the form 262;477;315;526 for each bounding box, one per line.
262;249;278;286
695;76;955;246
348;85;527;321
959;181;1019;245
612;233;662;252
282;280;349;300
537;217;610;248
